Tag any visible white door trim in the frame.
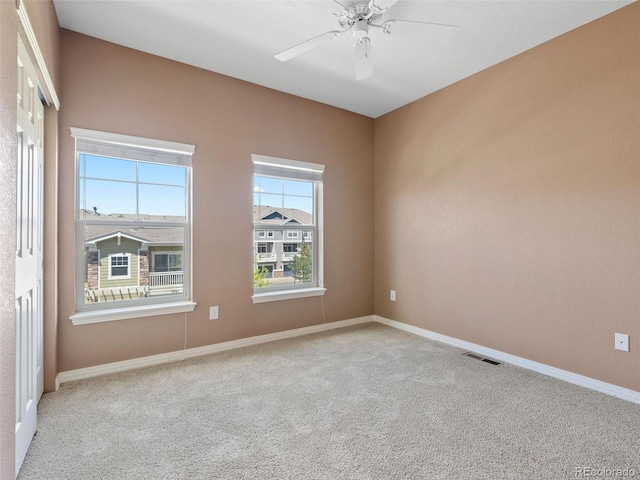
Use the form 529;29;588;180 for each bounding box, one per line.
16;0;60;110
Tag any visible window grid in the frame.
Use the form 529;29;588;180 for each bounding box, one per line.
73;128;193;313
253;157;322;294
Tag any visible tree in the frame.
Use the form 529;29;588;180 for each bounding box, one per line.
253;264;270;288
289;243;312;283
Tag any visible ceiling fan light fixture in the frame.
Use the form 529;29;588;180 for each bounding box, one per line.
354;37;373;80
351;18;369;38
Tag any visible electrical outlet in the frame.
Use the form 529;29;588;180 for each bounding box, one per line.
615;333;629;352
209;306;219;320
390;290;396;302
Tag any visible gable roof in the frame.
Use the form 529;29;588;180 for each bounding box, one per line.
81;210;184;245
253;206;312;226
85;231;150;245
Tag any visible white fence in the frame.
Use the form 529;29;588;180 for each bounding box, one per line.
149;271;184;288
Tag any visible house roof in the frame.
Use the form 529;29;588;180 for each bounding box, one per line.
82;210;184;245
82;207;310;244
85;226;183;245
85;231;151;245
253;206;312;226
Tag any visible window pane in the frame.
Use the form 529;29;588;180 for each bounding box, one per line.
254;176;283;195
80;154;136;182
79;179;137;218
139;162;187;186
82;225;185;305
139;184;187;219
169;254;182;270
111;266;128;276
254;193;283;210
284;196;313;220
154;254;168;272
283;179;313;197
111;256;128;266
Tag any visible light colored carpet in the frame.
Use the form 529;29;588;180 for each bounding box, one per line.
18;323;640;479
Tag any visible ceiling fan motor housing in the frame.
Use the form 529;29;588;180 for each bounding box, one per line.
338;1;384;30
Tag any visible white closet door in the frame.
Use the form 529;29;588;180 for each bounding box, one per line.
15;35;45;478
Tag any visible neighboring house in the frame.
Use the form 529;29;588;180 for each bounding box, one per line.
253;206;313;278
84;212;184;301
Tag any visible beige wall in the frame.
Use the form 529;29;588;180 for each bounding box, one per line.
374;3;640;392
57;30;375;372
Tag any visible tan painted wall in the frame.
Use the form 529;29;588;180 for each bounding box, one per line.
374;3;640;392
57;30;375;372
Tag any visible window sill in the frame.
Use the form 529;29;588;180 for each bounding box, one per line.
70;301;197;325
252;287;326;304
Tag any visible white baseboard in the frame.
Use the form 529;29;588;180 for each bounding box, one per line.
58;315;373;384
374;315;640;405
57;313;640;405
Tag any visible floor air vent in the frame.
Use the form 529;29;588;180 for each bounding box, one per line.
462;352;501;365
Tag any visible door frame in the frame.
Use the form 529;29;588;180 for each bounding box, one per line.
14;2;60;477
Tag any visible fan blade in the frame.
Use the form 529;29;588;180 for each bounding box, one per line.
374;0;399;15
354;38;373;80
275;30;344;61
382;19;458;44
378;0;399;10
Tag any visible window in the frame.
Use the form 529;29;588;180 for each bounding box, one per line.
70;128;196;324
152;252;183;272
109;254;130;278
252;154;325;303
283;243;298;253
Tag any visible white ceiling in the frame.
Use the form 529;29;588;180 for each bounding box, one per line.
52;0;633;118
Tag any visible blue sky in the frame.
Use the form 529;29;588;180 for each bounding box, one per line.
79;155;314;217
254;175;313;214
79;154;187;217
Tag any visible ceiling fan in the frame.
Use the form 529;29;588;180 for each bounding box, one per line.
274;0;459;80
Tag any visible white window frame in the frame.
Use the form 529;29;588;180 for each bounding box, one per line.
252;154;326;303
70;128;196;325
286;230;299;239
108;253;131;279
